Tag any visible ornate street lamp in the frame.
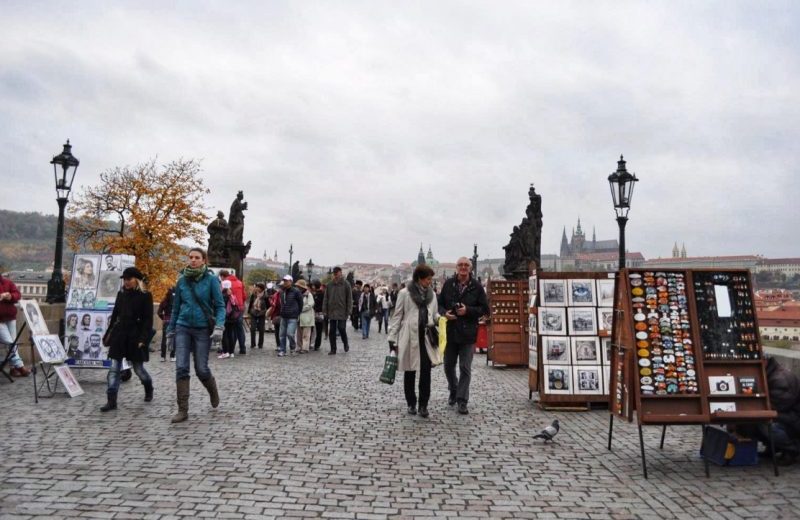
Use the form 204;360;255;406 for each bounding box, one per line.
607;155;638;270
306;259;314;280
46;140;80;303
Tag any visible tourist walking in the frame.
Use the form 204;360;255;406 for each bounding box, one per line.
157;285;175;361
438;257;489;415
296;279;315;353
247;282;267;349
0;273;30;377
359;283;377;339
100;267;154;412
312;280;326;351
220;270;247;355
218;281;241;359
166;248;225;423
268;286;282;348
376;289;390;333
388;264;440;418
351;280;363;331
322;267;352;355
278;275;303;357
265;283;276;332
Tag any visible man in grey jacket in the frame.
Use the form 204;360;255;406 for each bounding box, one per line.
322;266;353;355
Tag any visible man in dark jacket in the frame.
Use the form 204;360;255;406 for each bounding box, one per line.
312;280;326;351
438;257;489;415
323;267;353;355
157;286;175;361
278;275;304;357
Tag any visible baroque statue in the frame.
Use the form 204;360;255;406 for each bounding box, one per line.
228;190;248;245
503;184;543;279
207;211;229;265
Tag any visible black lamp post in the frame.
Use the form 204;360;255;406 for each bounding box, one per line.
288;244;294;275
306;259;314;280
471;243;479;279
46;140;80;303
607;155;638;270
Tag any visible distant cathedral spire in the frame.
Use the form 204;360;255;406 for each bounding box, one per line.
417;244;426;266
681;243;687;258
672;242;680;258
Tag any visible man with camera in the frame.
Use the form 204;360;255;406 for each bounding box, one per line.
438;257;489;415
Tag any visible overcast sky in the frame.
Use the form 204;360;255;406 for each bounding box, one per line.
1;1;798;266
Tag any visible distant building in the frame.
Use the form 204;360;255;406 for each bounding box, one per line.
4;270;51;302
755;258;800;278
557;218;644;272
642;255;761;270
758;305;800;342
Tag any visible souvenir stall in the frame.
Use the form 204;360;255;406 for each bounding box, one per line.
607;268;778;478
486;279;530;367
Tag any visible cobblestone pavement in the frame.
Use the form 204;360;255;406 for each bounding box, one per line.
1;328;799;519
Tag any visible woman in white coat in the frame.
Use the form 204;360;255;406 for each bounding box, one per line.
388;264;440;418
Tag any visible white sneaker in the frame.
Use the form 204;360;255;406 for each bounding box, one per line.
160;357;166;362
230;353;235;358
169;357;175;362
217;353;229;359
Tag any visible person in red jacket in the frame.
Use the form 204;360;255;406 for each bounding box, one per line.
220;270;247;355
0;274;30;377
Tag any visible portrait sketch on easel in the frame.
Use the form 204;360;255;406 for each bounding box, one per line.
20;300;49;336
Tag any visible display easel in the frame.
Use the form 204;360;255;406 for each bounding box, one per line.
486;279;529;367
607;268;778;478
534;271;615;409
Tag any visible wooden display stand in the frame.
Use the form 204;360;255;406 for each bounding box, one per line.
534;272;615;409
607;268;778;478
487;279;529;367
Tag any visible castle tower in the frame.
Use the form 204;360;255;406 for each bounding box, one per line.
681;243;687;258
560;227;570;257
672;242;680;258
573;218;586;253
417;244;426;266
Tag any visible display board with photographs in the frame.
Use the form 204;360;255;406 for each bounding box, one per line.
535;272;616;404
65;254;135;368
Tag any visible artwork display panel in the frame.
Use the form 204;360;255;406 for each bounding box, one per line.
567;279;595;306
543;336;571;364
572;337;601;365
597;307;614;335
538;307;566;335
568;307;597;335
539;280;567;307
573;365;602;394
32;334;67;364
544;365;572;395
20;300;49;336
54;365;84;397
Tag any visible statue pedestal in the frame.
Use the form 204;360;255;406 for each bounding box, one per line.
227;244;248;277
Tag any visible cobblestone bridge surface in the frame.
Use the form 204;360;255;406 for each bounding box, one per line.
1;330;798;519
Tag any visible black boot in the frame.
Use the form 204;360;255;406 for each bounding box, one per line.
144;381;154;402
100;392;117;412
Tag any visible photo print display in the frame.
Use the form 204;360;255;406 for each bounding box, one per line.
545;365;571;394
543;337;570;364
20;300;49;336
72;255;99;290
710;401;737;413
32;334;67;364
596;279;616;307
538;308;566;335
597;308;614;335
100;254;119;272
539;280;567;307
572;337;600;365
568;308;597;335
708;375;736;395
573;365;602;394
54;365;84;397
601;337;612;364
567;279;595;306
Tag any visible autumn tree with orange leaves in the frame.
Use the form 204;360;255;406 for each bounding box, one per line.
67;159;209;301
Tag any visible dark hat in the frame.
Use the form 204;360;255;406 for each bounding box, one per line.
120;267;144;280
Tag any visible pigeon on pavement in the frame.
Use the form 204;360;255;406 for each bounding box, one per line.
533;419;560;442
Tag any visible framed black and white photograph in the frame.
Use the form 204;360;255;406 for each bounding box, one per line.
33;334;67;364
72;255;99;290
710;401;737;413
573;365;602;394
568;307;597;335
20;299;49;336
539;280;566;307
538;307;566;335
596;278;616;307
528;275;538;298
597;307;614;335
97;271;121;306
572;337;600;365
601;337;612;364
567;279;595;306
709;375;736;395
54;365;84;397
544;365;571;395
100;254;119;272
543;337;570;364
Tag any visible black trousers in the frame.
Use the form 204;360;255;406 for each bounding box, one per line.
444;342;474;404
250;315;265;348
314;318;326;349
404;338;432;408
272;319;280;348
328;319;349;353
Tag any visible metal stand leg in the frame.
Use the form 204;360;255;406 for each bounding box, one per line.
638;422;648;479
607;415;614;451
767;422;779;477
701;426;710;478
659;425;667;450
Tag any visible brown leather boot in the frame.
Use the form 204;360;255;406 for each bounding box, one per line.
201;376;220;408
171;378;190;423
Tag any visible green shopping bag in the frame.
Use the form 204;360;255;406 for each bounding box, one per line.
380;353;398;385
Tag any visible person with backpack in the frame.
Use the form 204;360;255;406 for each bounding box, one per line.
218;280;241;359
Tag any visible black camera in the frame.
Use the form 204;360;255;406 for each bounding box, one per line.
451;303;461;315
715;381;729;392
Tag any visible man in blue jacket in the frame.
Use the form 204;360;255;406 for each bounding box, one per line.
166;248;226;423
278;275;304;357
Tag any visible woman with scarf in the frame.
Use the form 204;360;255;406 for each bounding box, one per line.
387;264;441;418
166;248;226;423
100;267;153;412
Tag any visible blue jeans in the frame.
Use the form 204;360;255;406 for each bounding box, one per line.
0;320;23;368
279;318;298;353
360;311;372;338
107;359;151;394
175;325;212;381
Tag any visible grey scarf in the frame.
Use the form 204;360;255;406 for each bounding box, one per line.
407;282;433;329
